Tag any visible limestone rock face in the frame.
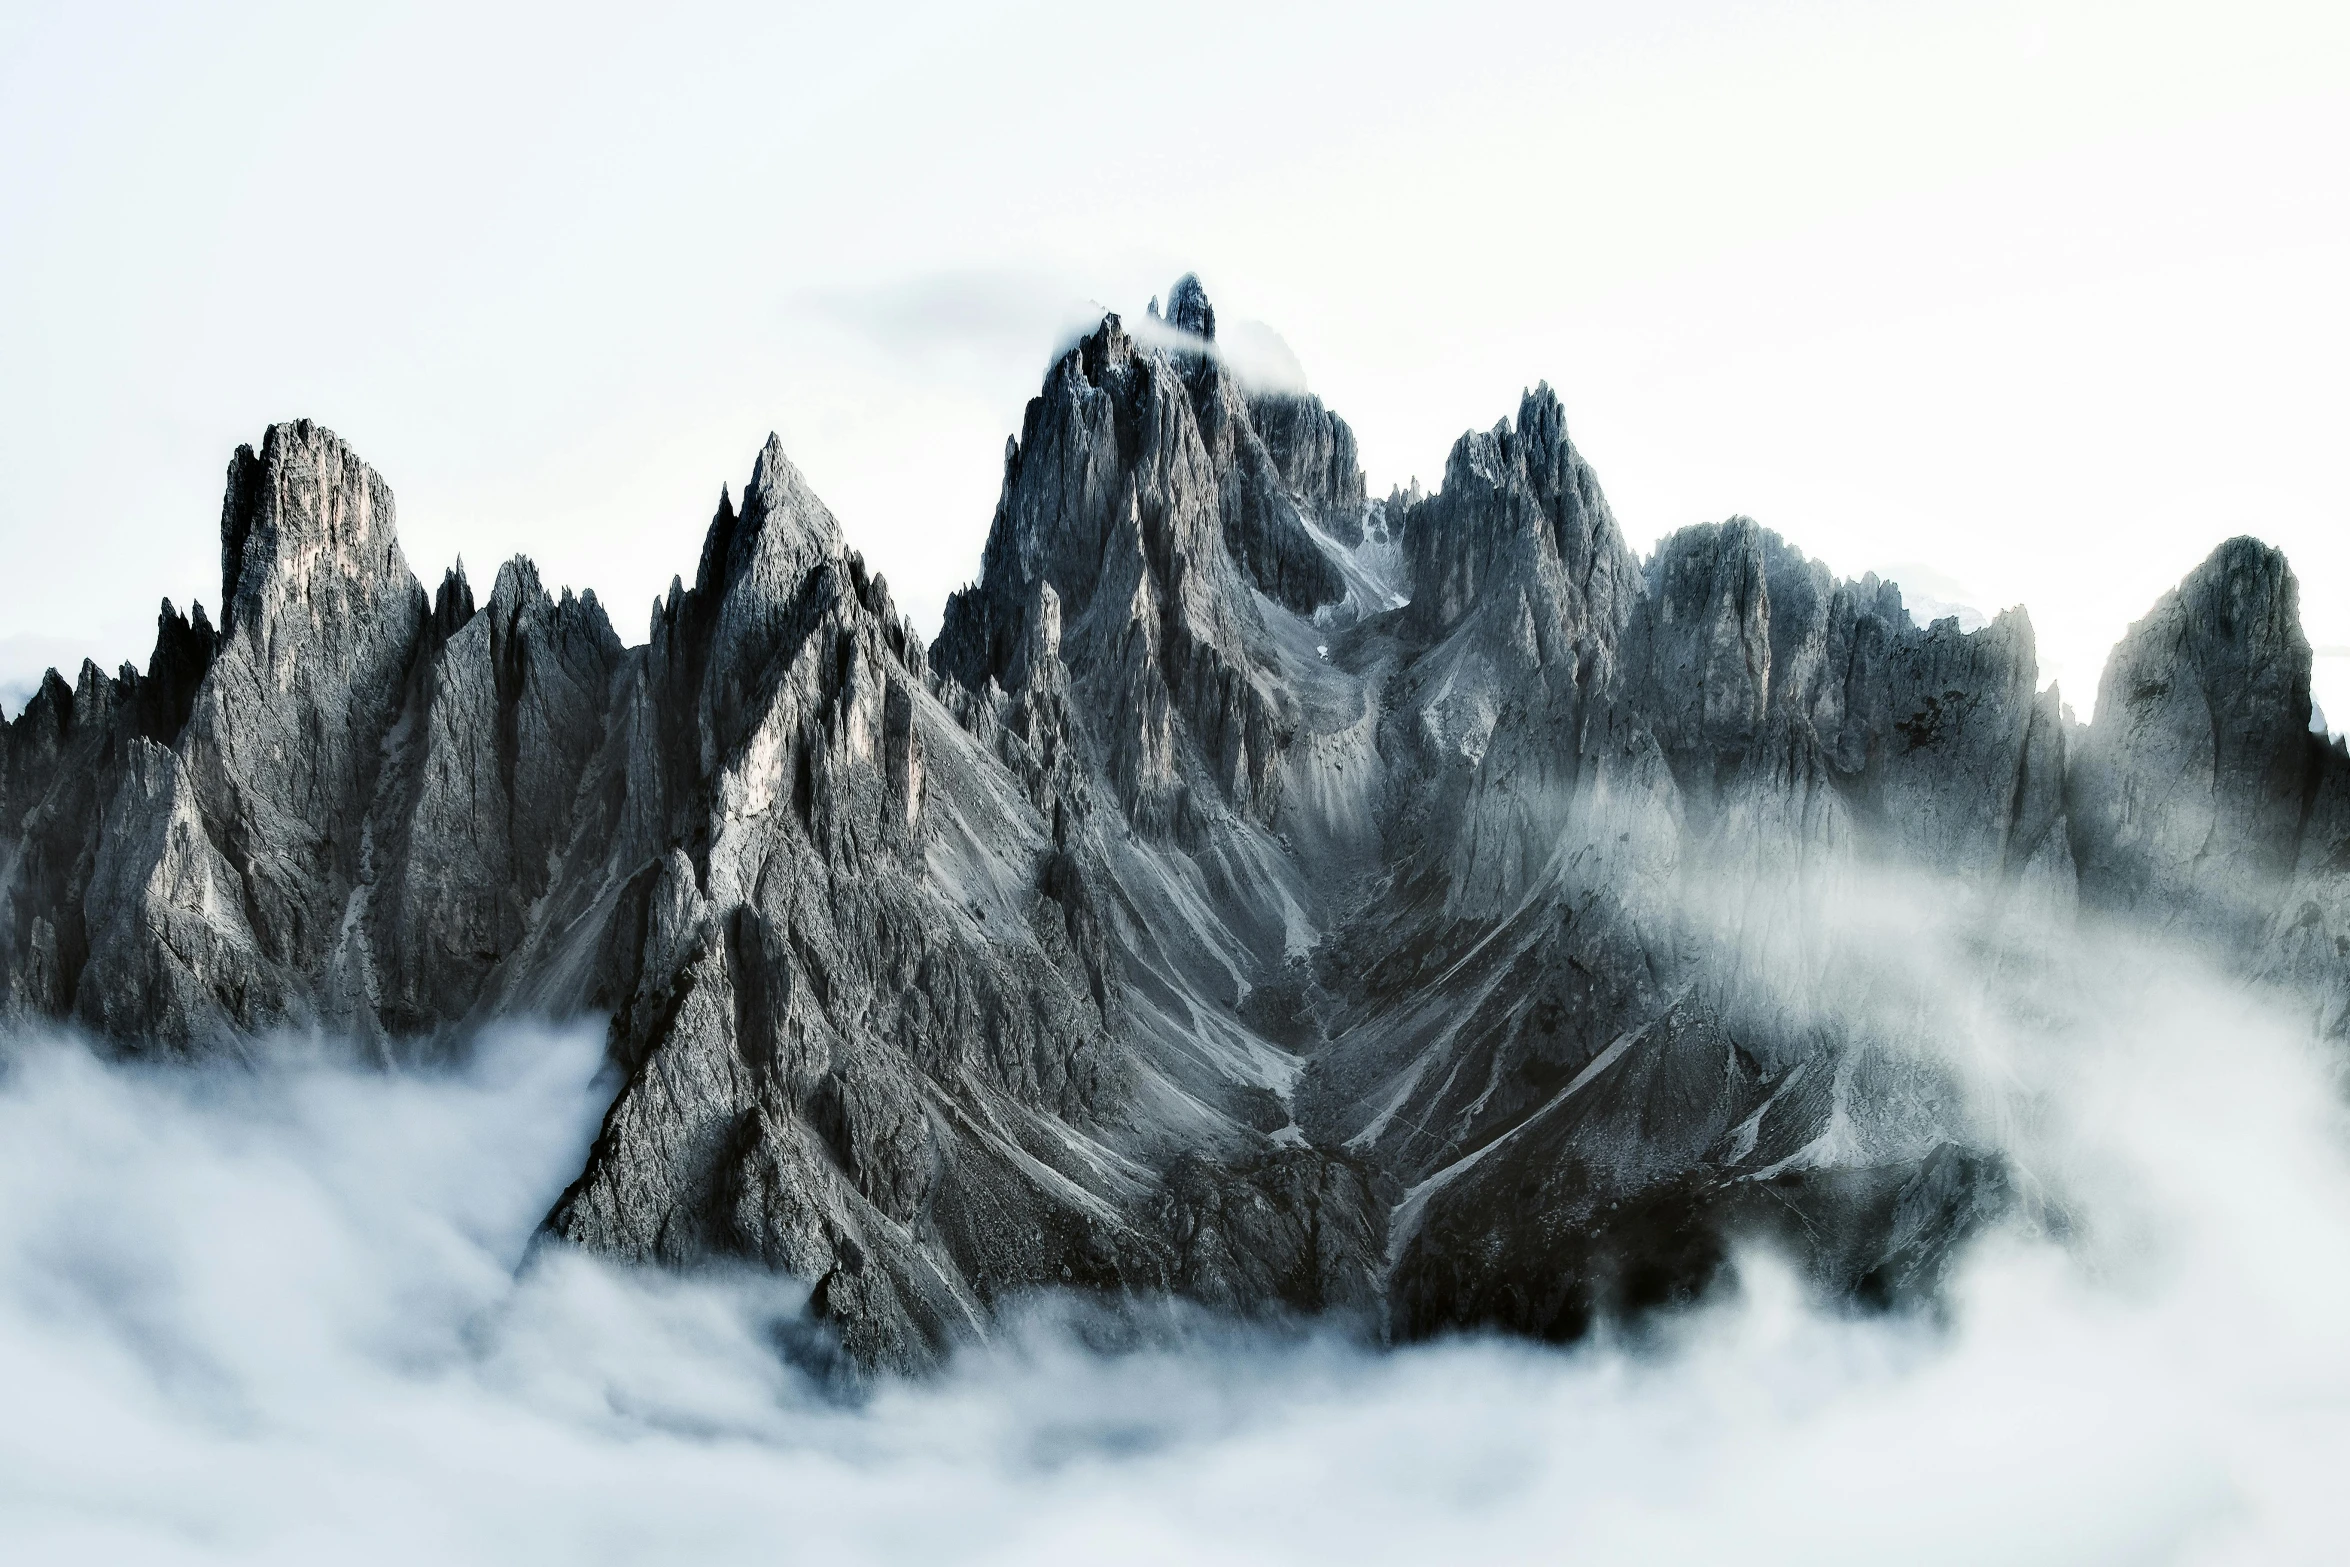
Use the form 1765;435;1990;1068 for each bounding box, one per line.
1;602;217;1028
8;275;2348;1370
1246;391;1367;542
2261;740;2350;1039
364;558;625;1035
1625;517;2048;877
2070;537;2316;945
933;312;1351;832
1290;396;2055;1344
194;421;427;999
1161;272;1216;340
541;446;1158;1366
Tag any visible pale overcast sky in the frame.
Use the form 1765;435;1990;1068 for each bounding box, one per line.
3;0;2345;717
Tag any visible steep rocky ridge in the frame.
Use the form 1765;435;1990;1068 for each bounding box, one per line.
4;278;2345;1370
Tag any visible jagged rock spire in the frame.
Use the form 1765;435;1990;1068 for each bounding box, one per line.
1165;273;1215;340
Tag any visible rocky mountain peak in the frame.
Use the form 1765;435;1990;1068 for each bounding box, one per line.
933;286;1387;839
2070;534;2316;941
6;292;2348;1382
1403;382;1640;646
133;597;218;746
1159;272;1216;341
717;434;846;598
429;562;477;647
216;419;416;650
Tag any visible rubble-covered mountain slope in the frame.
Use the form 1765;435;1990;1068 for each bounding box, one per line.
4;276;2344;1370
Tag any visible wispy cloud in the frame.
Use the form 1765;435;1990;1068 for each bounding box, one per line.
804;269;1316;397
797;268;1108;377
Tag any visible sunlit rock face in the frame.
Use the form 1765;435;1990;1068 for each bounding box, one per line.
4;277;2344;1370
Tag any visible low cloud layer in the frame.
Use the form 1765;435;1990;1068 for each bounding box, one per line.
1;913;2346;1563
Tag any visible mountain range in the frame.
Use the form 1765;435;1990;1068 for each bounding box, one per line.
4;276;2344;1370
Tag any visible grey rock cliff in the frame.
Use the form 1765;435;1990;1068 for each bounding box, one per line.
2070;537;2316;945
6;276;2346;1370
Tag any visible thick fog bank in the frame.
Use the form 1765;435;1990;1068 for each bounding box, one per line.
1;943;2346;1566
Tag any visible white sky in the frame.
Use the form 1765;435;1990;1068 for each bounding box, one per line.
3;0;2345;717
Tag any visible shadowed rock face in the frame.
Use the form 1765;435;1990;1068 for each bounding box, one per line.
2069;537;2319;944
5;277;2345;1370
